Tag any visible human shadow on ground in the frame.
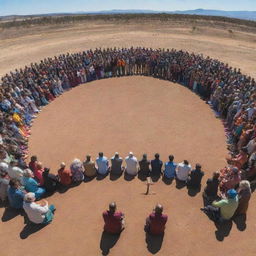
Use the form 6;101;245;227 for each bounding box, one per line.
232;214;247;231
138;171;148;182
187;185;201;197
20;223;48;239
151;174;161;182
214;220;233;241
109;172;123;181
100;231;121;255
1;207;24;222
175;179;186;189
57;182;82;194
162;176;174;185
84;176;96;183
124;172;135;181
145;232;164;254
96;173;109;181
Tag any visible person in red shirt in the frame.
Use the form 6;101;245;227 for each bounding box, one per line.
145;204;168;235
58;162;72;186
103;202;125;234
29;155;38;173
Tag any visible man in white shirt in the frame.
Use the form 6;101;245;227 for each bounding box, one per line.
125;152;138;176
23;193;55;224
96;152;110;175
176;160;192;181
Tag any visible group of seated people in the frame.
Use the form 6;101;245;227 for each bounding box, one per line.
0;151;204;225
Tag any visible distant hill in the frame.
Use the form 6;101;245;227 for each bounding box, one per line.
1;9;256;21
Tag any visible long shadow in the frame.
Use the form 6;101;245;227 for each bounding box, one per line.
124;172;135;181
145;232;164;254
84;176;96;183
57;182;81;194
1;207;24;222
100;231;121;255
214;220;233;241
175;179;186;189
162;176;174;185
109;172;123;181
187;185;201;197
233;214;247;231
20;223;48;239
96;173;109;181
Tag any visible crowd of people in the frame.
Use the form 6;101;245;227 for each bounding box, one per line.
0;47;255;227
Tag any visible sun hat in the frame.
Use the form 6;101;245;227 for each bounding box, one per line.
227;189;237;199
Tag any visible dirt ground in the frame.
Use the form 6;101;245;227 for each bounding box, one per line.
0;20;256;256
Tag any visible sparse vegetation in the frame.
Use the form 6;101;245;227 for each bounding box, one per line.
0;13;256;30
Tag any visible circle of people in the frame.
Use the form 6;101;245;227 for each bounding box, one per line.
0;47;255;229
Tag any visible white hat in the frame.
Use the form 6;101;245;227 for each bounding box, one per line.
129;152;133;157
24;192;36;202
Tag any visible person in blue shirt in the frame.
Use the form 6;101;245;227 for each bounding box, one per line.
22;169;46;200
8;179;25;209
96;152;110;176
163;155;177;179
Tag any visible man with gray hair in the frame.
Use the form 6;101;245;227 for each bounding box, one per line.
23;192;56;224
125;152;138;176
111;152;123;175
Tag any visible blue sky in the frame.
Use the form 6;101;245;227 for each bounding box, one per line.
0;0;255;16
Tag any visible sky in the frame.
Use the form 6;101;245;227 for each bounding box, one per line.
0;0;256;16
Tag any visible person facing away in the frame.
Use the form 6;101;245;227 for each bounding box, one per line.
23;192;56;224
145;204;168;235
139;154;151;176
163;155;177;179
176;160;192;181
96;152;109;175
203;171;220;204
42;168;58;193
29;155;38;173
103;202;125;234
58;162;72;186
70;158;85;182
83;155;97;177
125;152;138;176
8;178;25;209
111;152;123;175
186;163;205;188
150;153;163;176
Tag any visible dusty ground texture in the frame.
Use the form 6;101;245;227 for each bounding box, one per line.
0;20;256;256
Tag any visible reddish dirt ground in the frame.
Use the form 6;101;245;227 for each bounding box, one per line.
1;76;255;256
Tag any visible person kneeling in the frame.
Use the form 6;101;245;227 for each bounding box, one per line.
23;192;56;225
145;204;168;236
103;202;125;234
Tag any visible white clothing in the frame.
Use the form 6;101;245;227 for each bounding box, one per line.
176;162;192;181
8;166;24;180
125;156;138;175
0;162;9;172
23;201;49;224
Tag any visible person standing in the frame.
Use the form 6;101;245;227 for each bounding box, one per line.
125;152;138;176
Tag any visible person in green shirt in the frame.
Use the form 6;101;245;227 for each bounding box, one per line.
201;189;238;222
